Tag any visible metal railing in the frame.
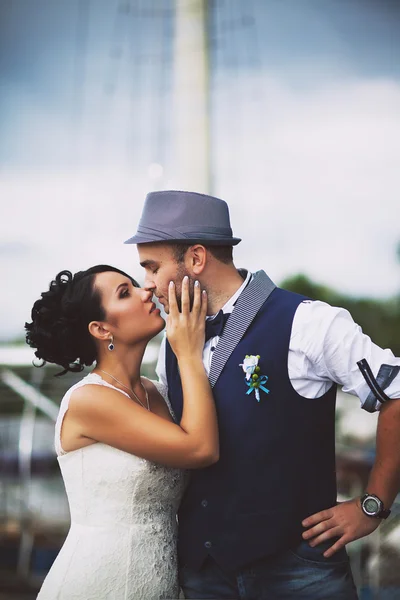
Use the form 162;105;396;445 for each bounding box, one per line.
1;366;60;589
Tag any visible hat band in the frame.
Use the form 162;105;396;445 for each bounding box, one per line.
137;222;234;241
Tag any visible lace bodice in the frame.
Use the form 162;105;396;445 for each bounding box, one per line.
37;373;187;600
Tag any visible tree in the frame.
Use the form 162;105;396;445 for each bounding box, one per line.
281;274;400;355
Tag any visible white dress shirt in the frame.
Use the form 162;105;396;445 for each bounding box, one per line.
156;272;400;411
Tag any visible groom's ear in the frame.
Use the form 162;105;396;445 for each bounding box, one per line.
88;321;111;342
188;244;207;276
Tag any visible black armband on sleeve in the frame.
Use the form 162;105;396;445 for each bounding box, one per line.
357;359;400;413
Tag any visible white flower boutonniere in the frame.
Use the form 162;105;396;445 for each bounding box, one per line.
239;354;270;402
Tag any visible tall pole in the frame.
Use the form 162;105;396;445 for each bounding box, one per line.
173;0;211;194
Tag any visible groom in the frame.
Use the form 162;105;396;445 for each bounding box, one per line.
126;190;400;599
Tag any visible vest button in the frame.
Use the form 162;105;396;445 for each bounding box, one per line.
201;499;208;507
204;541;212;549
211;346;216;352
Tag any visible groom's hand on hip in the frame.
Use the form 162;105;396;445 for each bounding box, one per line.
301;498;380;557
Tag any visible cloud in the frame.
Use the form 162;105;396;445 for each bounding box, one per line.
1;73;400;340
0;241;33;256
0;168;151;340
213;73;400;297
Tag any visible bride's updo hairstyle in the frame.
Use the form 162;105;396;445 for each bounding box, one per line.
25;265;139;376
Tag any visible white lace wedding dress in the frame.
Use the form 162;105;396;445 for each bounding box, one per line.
37;373;186;600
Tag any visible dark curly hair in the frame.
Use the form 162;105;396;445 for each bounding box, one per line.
25;265;139;376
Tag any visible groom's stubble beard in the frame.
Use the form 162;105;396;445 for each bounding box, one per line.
170;262;196;313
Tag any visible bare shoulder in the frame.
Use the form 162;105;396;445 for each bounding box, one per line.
69;383;113;403
68;383;133;416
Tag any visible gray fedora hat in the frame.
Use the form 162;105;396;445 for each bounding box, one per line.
124;190;241;246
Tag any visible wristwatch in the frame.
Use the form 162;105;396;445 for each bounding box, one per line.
361;493;391;519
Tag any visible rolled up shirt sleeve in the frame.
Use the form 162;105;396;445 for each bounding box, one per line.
291;301;400;410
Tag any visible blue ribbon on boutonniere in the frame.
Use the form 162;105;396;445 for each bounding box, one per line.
239;355;270;402
245;375;270;402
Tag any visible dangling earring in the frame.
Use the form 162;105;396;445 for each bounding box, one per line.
108;335;114;351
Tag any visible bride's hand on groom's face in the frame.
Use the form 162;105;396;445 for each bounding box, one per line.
166;276;207;361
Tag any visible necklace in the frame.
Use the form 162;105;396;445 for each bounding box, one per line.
97;369;150;411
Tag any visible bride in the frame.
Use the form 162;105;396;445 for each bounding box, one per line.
25;264;218;600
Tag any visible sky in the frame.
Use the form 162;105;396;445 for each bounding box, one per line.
1;0;400;341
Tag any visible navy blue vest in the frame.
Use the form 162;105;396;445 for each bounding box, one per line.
166;280;337;571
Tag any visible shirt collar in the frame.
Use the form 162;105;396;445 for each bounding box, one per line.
207;270;252;320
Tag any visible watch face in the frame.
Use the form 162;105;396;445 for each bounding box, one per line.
364;497;379;514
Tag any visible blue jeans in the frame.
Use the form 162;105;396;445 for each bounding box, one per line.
179;540;358;599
